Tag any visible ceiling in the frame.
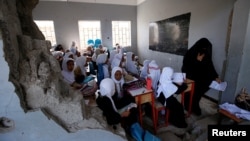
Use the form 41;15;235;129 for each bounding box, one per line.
39;0;146;6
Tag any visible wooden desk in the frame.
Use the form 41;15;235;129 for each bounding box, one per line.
128;87;157;133
181;79;195;117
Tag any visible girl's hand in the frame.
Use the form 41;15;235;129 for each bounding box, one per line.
215;78;221;83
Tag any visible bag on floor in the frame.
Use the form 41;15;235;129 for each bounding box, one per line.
144;130;161;141
130;122;144;141
235;88;250;111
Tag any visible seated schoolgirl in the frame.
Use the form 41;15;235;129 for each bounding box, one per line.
91;48;102;70
61;58;82;89
96;78;137;132
156;67;188;128
52;51;64;70
96;53;110;86
96;78;160;141
74;56;98;97
111;53;130;76
108;50;118;68
125;52;139;77
111;66;134;101
147;60;161;96
139;59;151;79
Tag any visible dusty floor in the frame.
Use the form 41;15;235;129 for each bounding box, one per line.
85;94;221;141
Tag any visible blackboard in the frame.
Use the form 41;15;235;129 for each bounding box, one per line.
149;13;191;56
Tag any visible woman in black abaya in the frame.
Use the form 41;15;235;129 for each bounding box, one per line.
181;38;221;115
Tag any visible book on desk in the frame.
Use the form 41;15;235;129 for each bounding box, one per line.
128;87;152;97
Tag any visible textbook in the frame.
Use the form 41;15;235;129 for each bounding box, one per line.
117;103;137;114
209;81;227;91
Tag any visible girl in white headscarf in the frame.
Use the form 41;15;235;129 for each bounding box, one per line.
96;54;110;86
109;50;118;67
61;58;76;85
61;58;82;89
111;53;128;75
147;60;161;97
156;67;188;128
96;53;110;78
96;78;138;131
91;48;101;62
111;53;123;69
52;51;64;69
125;52;139;77
140;59;151;79
75;56;87;76
111;67;125;99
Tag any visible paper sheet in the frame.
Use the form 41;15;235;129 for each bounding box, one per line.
209;81;227;91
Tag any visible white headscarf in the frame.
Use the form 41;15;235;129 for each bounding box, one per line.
100;78;117;112
70;41;77;55
61;58;75;84
92;48;102;62
140;59;151;78
111;53;123;69
96;53;106;65
52;51;64;60
75;56;87;76
63;52;74;59
157;67;178;100
109;50;118;65
125;52;138;75
148;60;161;91
111;67;125;98
116;45;124;54
96;54;110;78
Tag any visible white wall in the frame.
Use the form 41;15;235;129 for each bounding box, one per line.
33;1;138;54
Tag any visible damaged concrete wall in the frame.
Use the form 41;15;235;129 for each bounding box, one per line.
0;0;120;135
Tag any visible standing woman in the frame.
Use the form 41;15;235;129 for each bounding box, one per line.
181;38;221;115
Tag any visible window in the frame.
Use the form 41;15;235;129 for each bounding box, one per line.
78;21;101;49
112;21;131;47
34;20;57;46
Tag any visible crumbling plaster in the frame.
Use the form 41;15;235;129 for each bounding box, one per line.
0;0;123;137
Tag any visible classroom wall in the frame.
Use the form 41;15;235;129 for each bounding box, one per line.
33;1;137;53
220;0;250;103
33;0;250;102
137;0;235;100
